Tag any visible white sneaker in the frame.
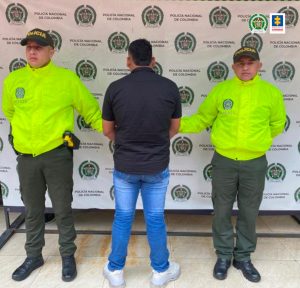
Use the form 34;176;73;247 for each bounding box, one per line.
103;262;125;288
150;262;181;287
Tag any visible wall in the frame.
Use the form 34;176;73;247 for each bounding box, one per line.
0;0;299;211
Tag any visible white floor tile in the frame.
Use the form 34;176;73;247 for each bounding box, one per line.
170;236;215;259
253;238;294;260
259;216;300;234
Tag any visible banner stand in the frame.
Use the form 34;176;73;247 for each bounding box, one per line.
292;215;300;224
1;207;300;250
0;207;25;249
1;1;300;213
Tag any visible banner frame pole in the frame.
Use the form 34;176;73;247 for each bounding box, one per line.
1;207;300;250
0;207;25;249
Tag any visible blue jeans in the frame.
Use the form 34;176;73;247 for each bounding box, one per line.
108;168;170;272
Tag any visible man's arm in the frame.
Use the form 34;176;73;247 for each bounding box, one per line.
102;120;115;141
179;87;218;133
169;118;180;139
102;83;116;140
2;78;14;121
72;73;103;132
270;89;286;138
169;82;182;138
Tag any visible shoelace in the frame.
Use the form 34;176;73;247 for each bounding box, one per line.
245;262;255;270
63;257;74;265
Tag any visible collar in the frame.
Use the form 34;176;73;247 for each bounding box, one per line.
26;61;54;76
131;66;154;74
233;74;261;86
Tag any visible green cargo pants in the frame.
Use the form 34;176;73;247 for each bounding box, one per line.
211;152;267;261
17;145;77;257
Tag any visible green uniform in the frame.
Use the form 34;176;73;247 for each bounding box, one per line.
180;75;286;260
2;61;102;257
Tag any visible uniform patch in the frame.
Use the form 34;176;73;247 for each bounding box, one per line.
15;87;25;98
223;99;233;110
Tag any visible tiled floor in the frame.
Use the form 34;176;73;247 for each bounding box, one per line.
0;207;300;288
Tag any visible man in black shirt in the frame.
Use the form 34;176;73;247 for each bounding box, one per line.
102;39;181;288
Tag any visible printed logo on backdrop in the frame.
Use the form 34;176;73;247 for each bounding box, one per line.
241;33;263;52
6;3;27;25
209;7;231;28
175;33;196;54
79;160;99;180
172;137;193;156
77;115;92;131
223;99;233;110
15;88;25;99
171;185;191;202
294;188;300;203
76;60;97;81
207;61;229;82
9;58;27;72
109;185;115;201
0;137;3;152
179;86;194;107
203;164;213;182
284;115;290;132
47;30;62;51
266;163;286;182
108;32;130;53
142;6;163;27
272;61;295;82
74;5;96;26
109;141;115;154
298;141;300;154
270;13;285;34
153;62;163;75
278;6;298;28
0;182;9;198
249;14;268;33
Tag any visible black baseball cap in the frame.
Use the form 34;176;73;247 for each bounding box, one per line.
20;28;54;48
233;47;260;63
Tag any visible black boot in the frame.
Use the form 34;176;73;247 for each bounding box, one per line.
213;258;231;280
233;259;261;282
12;256;44;281
62;255;77;282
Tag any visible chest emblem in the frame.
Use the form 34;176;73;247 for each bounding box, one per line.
15;87;25;99
223;99;233;110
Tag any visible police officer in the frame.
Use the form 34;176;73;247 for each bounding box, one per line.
180;47;286;282
2;28;102;282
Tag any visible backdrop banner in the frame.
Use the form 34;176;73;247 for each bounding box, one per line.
0;0;299;211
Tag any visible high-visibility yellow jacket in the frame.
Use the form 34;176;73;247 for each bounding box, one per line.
180;75;286;160
2;61;102;156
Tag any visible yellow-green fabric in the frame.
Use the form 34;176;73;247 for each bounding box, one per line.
180;75;286;160
2;61;102;156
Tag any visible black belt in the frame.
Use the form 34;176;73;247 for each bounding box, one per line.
17;144;65;156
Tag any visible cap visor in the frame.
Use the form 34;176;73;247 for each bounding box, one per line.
20;37;50;47
234;53;258;62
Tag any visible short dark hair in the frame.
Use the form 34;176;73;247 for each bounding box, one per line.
128;39;152;66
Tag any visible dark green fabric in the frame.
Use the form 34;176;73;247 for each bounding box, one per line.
17;146;76;257
211;152;267;261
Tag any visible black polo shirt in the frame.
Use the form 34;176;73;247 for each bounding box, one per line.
102;67;181;174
